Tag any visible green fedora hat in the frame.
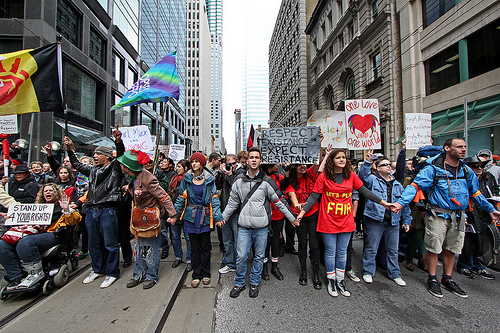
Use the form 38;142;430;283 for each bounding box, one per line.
117;150;144;172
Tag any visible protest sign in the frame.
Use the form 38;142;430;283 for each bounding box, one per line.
169;144;186;164
345;99;381;150
0;115;18;134
405;113;432;149
261;127;321;164
5;204;54;226
119;125;155;156
307;110;347;148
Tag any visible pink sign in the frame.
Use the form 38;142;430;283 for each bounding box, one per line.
345;99;381;150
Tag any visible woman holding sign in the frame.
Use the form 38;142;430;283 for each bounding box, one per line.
296;149;393;297
0;183;81;290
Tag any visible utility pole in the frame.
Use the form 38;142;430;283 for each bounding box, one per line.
390;0;404;149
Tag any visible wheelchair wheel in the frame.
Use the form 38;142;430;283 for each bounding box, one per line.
42;279;53;295
1;287;9;301
53;264;69;288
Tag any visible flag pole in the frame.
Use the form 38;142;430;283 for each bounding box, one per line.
56;35;68;136
153;101;167;173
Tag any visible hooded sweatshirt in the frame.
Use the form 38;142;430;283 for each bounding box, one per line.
477;149;500;183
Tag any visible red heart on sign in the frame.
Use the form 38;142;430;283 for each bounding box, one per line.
350;114;374;134
338;121;343;126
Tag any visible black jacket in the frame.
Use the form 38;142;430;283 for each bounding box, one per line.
68;141;125;207
9;175;39;203
215;165;245;211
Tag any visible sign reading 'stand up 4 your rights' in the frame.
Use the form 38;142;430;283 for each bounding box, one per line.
6;204;55;226
345;99;381;150
260;126;321;164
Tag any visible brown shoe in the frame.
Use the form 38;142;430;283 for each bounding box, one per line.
191;279;200;288
202;277;211;285
418;259;428;272
405;260;414;271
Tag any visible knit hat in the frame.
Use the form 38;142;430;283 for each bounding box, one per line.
117;150;150;172
94;146;114;158
190;152;206;167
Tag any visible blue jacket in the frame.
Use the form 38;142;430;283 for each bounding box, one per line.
359;161;412;226
174;169;223;228
397;153;495;218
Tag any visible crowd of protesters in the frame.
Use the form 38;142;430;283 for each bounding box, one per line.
0;132;498;301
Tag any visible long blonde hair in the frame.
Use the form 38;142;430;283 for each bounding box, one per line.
35;183;64;203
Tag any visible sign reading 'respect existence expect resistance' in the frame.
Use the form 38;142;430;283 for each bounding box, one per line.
261;126;321;164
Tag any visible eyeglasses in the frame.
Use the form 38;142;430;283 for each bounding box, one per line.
470;164;483;169
378;163;391;167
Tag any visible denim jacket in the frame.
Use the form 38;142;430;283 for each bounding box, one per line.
359;161;412;226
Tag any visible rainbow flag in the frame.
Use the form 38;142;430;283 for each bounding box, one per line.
111;51;179;110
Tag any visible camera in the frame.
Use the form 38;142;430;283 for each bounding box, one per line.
225;163;232;171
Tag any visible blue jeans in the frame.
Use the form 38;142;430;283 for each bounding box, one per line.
160;218;170;255
171;223;191;262
222;214;239;268
234;226;268;287
457;254;485;271
322;232;352;278
86;207;120;278
362;218;401;279
133;235;161;282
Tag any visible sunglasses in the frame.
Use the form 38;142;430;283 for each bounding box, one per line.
470;164;483;169
378;163;391;167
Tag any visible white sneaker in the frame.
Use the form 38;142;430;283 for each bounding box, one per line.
346;270;361;282
363;274;373;283
17;272;45;289
327;279;338;297
83;271;104;284
100;276;117;288
219;265;236;274
393;277;406;286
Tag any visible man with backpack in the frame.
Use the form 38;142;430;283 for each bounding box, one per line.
392;138;500;298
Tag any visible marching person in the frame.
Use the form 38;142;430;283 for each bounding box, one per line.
393;138;500;298
117;150;177;289
64;126;125;289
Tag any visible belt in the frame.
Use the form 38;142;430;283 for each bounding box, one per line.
427;204;466;231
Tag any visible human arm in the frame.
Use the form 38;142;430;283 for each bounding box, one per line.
221;181;242;221
358;160;373;183
266;178;295;222
0;184;19;207
468;169;497;216
63;136;92;176
317;144;332;173
394;142;407;183
113;125;125;158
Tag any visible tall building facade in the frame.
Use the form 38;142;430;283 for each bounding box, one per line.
0;0;149;161
207;0;224;154
269;0;318;128
140;0;186;146
241;0;281;144
186;0;212;154
397;0;500;154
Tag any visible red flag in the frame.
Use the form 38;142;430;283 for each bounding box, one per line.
247;124;254;150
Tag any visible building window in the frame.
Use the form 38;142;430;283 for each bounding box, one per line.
345;74;355;99
425;44;459;95
372;51;381;79
328;90;335;109
141;112;154;133
337;0;343;16
112;52;125;85
423;0;455;28
127;66;137;89
65;61;96;118
0;0;24;18
372;1;378;18
0;38;22;53
56;0;82;48
467;18;500;80
89;27;106;69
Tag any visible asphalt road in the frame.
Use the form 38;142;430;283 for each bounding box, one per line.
213;237;500;333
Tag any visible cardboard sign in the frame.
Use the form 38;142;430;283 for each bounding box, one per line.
119;125;155;156
5;204;54;226
169;144;186;164
261;127;321;164
405;113;432;149
345;99;381;150
307;110;347;148
0;115;18;134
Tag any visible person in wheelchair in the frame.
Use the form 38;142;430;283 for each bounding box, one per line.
0;183;81;290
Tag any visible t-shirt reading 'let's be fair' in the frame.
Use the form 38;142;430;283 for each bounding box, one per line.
313;171;363;234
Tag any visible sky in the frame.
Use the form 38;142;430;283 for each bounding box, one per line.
222;0;282;154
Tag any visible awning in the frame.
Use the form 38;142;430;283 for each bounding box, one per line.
54;120;115;148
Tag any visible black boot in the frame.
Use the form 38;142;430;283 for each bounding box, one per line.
299;259;307;285
271;262;284;280
261;262;270;281
312;261;322;290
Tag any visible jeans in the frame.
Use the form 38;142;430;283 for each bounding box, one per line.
160;218;170;255
171;223;191;262
296;213;320;263
118;198;133;263
362;218;401;279
235;226;268;287
457;254;485;271
133;235;161;282
189;232;212;279
86;207;120;278
322;232;352;279
265;218;283;260
0;233;58;281
222;214;239;268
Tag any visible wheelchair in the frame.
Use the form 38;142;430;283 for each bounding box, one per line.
1;225;80;300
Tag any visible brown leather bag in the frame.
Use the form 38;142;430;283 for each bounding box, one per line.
130;203;161;238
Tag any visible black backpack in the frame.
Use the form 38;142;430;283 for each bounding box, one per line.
480;222;500;271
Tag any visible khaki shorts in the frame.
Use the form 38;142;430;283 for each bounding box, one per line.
424;215;465;254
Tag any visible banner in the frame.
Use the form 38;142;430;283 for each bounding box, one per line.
0;115;18;134
111;52;179;110
307;110;347;148
0;43;64;115
168;144;185;164
119;125;155;156
345;99;381;150
261;127;321;164
405;113;432;149
6;204;54;226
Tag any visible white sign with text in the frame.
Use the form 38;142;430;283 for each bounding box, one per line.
405;113;432;149
345;99;381;150
6;204;55;226
119;125;155;156
0;115;18;134
307;110;347;148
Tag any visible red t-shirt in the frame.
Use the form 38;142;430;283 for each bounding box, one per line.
313;171;363;234
269;173;285;220
286;167;319;217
